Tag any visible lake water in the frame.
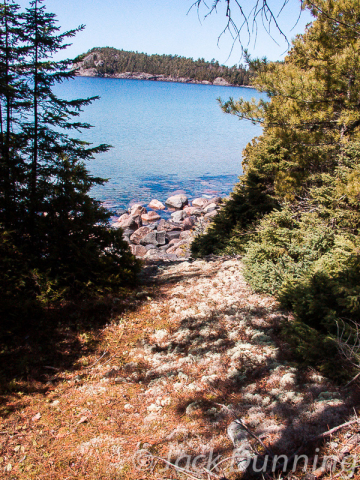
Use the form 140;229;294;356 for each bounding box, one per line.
56;77;263;214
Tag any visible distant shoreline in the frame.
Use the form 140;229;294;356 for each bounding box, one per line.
75;70;253;88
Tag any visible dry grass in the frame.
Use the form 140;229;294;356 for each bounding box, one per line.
1;258;359;479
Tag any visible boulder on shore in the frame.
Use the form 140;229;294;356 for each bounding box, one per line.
141;211;161;223
114;213;141;230
171;210;186;223
165;194;188;209
129;204;147;216
140;230;166;246
184;206;202;216
191;198;209;209
148;199;166;210
130;226;152;245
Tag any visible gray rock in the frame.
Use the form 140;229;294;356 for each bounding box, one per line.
140;230;166;246
165;194;188;209
156;230;166;246
140;231;158;245
171;210;186;222
166;231;181;241
145;244;157;250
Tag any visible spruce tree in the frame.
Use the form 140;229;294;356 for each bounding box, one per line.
0;0;25;229
0;0;139;302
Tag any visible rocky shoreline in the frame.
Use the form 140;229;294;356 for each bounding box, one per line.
76;68;252;88
113;194;223;261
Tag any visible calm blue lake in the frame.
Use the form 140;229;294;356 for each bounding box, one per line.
56;77;262;213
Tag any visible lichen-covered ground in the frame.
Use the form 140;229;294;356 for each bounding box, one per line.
1;257;359;479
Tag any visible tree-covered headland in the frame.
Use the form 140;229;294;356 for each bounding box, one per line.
0;0;140;326
192;0;360;380
76;47;252;86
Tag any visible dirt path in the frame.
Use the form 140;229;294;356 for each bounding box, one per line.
1;257;357;479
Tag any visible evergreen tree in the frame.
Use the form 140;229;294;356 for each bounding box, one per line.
192;0;360;379
0;0;139;307
0;0;25;229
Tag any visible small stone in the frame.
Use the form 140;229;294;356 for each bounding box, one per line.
148;199;165;210
124;404;133;411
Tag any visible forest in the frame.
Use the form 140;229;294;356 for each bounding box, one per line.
192;0;360;381
76;46;252;85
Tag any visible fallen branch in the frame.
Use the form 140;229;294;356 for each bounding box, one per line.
343;372;360;389
85;350;108;369
312;419;359;441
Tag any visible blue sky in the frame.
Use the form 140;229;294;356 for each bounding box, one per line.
17;0;313;65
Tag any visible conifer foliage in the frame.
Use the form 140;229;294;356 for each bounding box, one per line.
0;0;139;316
192;0;360;379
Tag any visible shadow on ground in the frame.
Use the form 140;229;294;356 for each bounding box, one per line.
0;281;159;417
